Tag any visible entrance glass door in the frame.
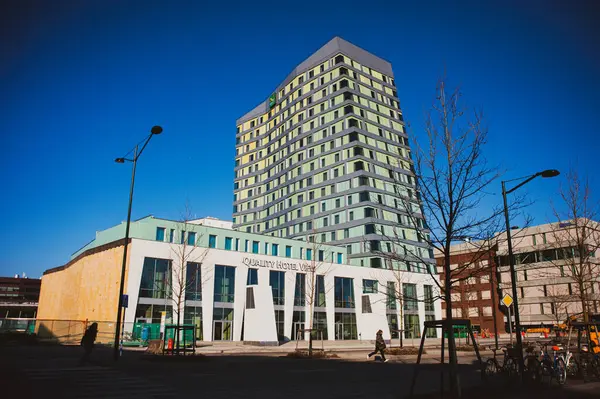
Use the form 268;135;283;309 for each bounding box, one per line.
335;323;343;340
213;321;223;341
334;313;358;340
222;320;232;340
213;320;232;341
293;322;305;340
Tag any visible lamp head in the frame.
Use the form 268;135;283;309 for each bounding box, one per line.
540;169;560;178
151;126;163;135
115;158;125;163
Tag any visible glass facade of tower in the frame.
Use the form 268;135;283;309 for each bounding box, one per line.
233;38;433;272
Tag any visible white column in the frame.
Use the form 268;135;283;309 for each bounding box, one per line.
325;273;336;340
354;278;363;340
202;263;215;342
233;264;247;341
416;283;425;338
284;271;296;341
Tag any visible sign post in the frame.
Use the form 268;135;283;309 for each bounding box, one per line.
160;311;167;339
120;294;128;357
502;294;514;346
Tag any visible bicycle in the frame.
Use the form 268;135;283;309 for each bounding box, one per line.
539;343;567;386
563;342;582;378
484;345;518;382
523;343;543;384
580;343;600;381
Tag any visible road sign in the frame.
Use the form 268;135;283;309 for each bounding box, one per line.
502;293;513;308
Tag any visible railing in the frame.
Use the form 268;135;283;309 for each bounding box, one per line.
0;318;36;334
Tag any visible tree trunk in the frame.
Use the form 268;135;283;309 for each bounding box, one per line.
176;299;181;356
580;279;589;324
445;255;460;398
400;304;404;348
308;302;314;357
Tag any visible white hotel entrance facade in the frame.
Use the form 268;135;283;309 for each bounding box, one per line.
39;216;441;344
123;236;441;344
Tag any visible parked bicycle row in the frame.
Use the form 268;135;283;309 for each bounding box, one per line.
483;340;600;386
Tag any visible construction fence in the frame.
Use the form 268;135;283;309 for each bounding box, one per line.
0;318;198;347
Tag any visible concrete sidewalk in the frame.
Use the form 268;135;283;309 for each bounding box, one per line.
191;336;518;355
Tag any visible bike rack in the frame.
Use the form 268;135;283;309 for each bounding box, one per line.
408;319;484;398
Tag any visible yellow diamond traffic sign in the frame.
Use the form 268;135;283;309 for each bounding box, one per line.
502;294;513;308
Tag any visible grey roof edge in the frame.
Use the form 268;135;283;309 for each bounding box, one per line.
236;37;394;126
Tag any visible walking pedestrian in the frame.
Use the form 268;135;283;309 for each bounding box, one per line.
79;322;98;365
367;329;388;362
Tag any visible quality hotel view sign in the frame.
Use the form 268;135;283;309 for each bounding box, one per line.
242;257;315;272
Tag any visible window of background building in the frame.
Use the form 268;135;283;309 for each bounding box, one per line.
156;227;165;241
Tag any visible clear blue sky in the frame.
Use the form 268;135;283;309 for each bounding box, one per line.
1;0;599;278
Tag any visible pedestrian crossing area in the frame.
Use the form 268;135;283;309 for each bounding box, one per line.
23;366;176;398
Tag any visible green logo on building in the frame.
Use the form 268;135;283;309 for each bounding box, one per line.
268;93;276;109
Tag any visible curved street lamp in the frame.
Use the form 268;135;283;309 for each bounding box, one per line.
113;126;163;361
501;169;559;379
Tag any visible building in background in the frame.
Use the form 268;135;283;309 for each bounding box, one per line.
37;215;441;343
435;243;504;335
437;220;600;334
233;37;433;272
495;221;600;329
0;276;41;318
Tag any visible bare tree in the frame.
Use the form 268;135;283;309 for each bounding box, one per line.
542;283;571;328
369;256;442;348
385;79;513;397
547;169;600;324
167;204;209;354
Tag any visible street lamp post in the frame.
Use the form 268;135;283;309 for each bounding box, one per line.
501;169;559;379
113;125;163;361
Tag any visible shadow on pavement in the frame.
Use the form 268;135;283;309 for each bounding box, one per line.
1;344;598;399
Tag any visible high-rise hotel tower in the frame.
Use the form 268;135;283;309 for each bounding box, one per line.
233;37;433;272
